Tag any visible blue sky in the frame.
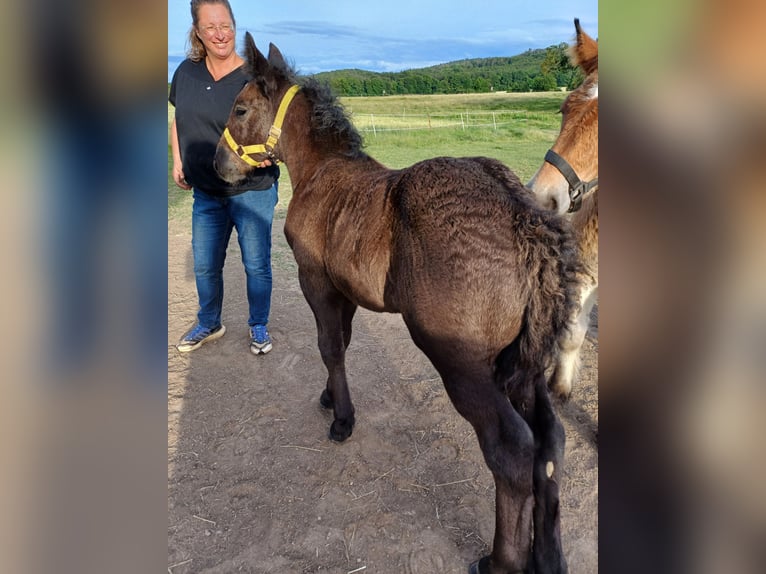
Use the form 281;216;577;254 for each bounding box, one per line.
168;1;598;81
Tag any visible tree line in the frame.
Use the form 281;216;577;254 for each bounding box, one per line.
312;44;584;97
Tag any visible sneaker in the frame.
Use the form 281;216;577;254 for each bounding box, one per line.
176;324;226;353
250;324;272;355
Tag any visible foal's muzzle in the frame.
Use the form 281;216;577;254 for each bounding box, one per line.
544;149;598;213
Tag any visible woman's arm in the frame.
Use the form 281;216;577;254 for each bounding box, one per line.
170;117;191;190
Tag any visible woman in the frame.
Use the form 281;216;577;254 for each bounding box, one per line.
170;0;277;355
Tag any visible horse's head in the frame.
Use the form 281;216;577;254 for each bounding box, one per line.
528;19;598;215
214;33;297;184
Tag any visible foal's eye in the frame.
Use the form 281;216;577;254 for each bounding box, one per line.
235;106;247;117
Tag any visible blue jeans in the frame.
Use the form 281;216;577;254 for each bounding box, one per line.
192;184;278;329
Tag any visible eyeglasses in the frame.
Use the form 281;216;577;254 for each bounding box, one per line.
198;23;234;37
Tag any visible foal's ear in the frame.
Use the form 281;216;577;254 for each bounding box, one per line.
244;32;269;79
570;18;598;75
267;43;288;71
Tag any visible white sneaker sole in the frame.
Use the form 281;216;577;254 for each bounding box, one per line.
250;342;272;355
176;325;226;353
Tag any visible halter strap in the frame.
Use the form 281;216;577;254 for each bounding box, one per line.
544;149;598;213
223;84;301;168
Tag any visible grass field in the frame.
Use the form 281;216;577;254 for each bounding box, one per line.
168;90;565;218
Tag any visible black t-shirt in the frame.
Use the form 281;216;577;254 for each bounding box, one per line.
169;58;279;196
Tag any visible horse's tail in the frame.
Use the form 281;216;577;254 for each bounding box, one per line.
494;207;580;407
468;155;580;398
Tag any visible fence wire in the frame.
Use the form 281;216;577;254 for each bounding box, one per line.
350;110;549;135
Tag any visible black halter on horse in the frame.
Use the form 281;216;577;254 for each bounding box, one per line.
544;149;598;213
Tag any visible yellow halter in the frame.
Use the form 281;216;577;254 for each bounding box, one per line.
222;84;300;168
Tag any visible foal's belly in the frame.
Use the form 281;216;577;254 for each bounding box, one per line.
327;262;392;313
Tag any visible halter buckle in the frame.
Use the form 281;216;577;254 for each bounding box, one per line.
544;149;597;214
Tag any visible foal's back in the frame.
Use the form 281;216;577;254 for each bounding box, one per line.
386;156;574;358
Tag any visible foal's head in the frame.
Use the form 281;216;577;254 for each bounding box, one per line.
215;33;365;184
528;19;598;215
214;32;296;184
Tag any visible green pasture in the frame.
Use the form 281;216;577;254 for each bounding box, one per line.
168;90;565;219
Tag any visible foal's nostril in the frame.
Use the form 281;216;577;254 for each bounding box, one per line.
550;198;558;212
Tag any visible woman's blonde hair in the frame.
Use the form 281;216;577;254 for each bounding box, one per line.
186;0;237;62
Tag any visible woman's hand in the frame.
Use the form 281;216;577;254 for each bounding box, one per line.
173;164;192;190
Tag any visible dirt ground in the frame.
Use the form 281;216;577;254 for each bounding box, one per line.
168;215;598;574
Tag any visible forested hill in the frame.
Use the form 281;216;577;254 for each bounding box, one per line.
312;43;583;96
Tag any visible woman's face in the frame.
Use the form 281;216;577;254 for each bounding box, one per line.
196;4;236;60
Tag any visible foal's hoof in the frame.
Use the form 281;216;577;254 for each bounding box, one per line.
328;415;355;442
548;380;572;403
319;389;333;409
468;556;491;574
469;555;529;574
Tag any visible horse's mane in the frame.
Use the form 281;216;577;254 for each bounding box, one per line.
299;77;366;158
259;56;366;159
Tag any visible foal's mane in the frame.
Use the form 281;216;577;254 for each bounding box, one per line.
253;53;366;159
299;77;367;158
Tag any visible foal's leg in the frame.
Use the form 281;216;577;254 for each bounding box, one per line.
441;374;536;574
530;376;568;574
299;273;358;441
319;298;357;412
549;284;597;399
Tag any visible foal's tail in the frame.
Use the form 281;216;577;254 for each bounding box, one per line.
467;155;580;399
494;205;580;406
